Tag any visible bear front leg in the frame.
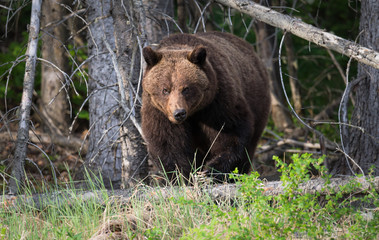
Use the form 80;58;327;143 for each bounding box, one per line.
202;124;255;180
142;107;196;181
148;143;196;181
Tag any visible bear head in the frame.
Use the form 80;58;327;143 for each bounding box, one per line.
142;45;215;124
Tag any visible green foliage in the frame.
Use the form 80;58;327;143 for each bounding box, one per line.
285;0;359;127
182;154;378;239
0;31;28;107
0;225;6;240
275;153;326;191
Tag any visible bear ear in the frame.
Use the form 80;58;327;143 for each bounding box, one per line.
187;45;207;66
143;46;162;67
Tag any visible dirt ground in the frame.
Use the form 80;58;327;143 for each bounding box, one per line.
0;119;87;188
1;117;319;190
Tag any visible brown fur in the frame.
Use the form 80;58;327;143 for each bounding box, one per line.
141;32;271;181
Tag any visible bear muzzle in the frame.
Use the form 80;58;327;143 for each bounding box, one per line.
173;109;187;122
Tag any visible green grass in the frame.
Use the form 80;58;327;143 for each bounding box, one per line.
1;154;378;239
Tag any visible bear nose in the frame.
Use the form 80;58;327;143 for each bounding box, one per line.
173;109;187;121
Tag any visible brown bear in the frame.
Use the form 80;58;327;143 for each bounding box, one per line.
141;32;270;181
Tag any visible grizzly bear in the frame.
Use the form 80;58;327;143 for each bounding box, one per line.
141;32;270;181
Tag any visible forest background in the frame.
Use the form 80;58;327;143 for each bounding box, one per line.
0;0;378;191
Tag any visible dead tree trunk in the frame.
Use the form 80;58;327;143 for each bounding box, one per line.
284;33;302;114
83;0;174;188
142;0;174;43
254;19;294;133
40;0;70;136
3;176;379;211
177;0;188;33
9;0;42;194
346;0;379;175
111;0;174;188
84;0;123;188
110;0;149;188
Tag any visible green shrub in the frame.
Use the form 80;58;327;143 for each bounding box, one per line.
182;154;379;239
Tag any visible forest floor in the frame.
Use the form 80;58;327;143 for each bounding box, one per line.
0;119;87;189
0;116;327;191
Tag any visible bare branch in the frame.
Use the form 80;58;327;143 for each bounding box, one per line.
4;1;30;38
0;4;13;11
193;1;212;33
43;8;86;29
257;138;335;155
214;0;379;69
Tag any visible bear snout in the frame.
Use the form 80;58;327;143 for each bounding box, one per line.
173;109;187;122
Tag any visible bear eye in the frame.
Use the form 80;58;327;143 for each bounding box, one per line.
162;88;170;95
182;87;190;95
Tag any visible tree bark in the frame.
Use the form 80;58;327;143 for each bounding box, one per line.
177;0;188;33
110;0;149;188
214;0;379;69
9;0;42;194
254;18;294;132
142;0;174;43
84;0;122;189
82;0;174;189
346;1;379;175
111;0;174;188
40;0;70;135
284;34;302;114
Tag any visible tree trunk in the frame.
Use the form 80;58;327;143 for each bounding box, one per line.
253;0;294;133
284;34;302;114
4;176;379;211
40;0;70;135
142;0;174;43
177;0;188;33
84;0;122;189
9;0;42;194
254;20;294;133
346;0;379;175
111;0;174;188
111;0;149;188
83;0;174;188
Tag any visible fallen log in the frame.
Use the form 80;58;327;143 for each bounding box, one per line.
1;176;378;211
0;131;88;154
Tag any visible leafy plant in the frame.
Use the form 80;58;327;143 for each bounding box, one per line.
182;154;378;239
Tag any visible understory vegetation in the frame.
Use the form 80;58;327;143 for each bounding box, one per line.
1;154;378;239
